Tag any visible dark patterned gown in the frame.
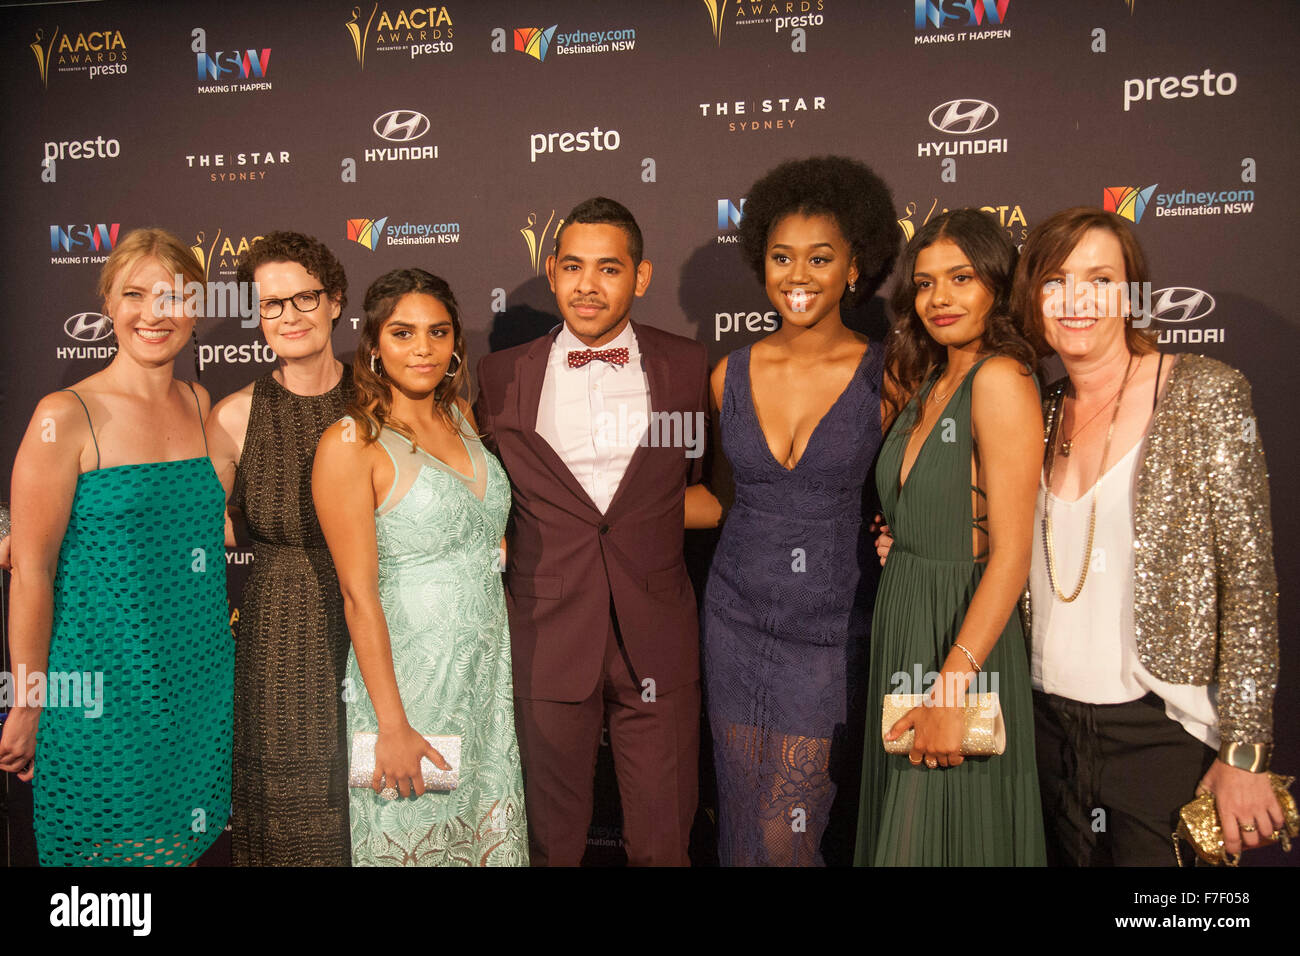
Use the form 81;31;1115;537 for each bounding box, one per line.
230;367;354;865
702;343;883;866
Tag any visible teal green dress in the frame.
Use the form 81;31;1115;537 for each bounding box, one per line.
34;388;232;866
345;417;527;866
856;358;1045;866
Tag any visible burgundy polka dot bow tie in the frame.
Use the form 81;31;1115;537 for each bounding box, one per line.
567;347;629;369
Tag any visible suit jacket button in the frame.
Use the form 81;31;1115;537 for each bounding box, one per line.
599;524;611;535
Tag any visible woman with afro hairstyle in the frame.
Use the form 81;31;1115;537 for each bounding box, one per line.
698;155;897;865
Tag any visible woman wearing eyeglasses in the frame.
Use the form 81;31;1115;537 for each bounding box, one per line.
206;232;356;866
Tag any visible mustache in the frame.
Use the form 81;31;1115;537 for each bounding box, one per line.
570;298;605;308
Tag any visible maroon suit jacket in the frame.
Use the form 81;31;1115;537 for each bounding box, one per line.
474;321;709;703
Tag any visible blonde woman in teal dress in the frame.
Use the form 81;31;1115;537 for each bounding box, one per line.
857;210;1046;866
0;228;232;865
314;268;526;866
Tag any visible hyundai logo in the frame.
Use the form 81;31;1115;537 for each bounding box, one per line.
373;109;431;143
64;312;112;342
928;99;999;135
1152;287;1216;324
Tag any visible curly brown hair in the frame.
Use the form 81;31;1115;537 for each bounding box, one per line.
236;231;348;327
883;208;1037;429
345;268;470;447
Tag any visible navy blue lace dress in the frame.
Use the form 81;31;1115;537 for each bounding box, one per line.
702;343;883;866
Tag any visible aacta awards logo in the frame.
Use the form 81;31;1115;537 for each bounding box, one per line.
701;0;826;47
30;26;128;87
914;0;1010;44
50;222;119;265
190;228;265;279
897;198;1028;246
345;4;454;67
192;28;271;93
520;209;564;275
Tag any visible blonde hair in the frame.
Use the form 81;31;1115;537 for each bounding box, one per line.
98;227;205;309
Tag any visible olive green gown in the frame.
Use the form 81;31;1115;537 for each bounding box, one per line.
856;357;1046;866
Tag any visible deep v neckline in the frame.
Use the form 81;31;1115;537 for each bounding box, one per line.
746;343;871;474
895;360;983;497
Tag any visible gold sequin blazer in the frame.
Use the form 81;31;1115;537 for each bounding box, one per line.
1023;353;1279;745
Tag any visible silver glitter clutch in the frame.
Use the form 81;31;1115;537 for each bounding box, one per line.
348;732;461;791
881;693;1006;756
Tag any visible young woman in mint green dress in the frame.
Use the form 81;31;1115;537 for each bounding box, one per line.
314;268;526;866
856;209;1046;866
0;229;232;865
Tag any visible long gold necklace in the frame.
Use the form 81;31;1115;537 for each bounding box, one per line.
1042;354;1135;603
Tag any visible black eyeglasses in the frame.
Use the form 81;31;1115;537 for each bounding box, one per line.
260;289;328;320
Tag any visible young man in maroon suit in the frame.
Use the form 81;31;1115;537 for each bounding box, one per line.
474;197;708;866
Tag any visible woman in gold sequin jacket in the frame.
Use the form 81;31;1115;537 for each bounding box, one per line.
1013;207;1282;865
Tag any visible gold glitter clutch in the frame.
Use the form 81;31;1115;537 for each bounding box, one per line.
348;732;461;792
1172;773;1298;866
881;693;1006;756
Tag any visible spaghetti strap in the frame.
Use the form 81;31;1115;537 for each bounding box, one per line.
182;381;209;455
1153;353;1164;412
59;388;100;470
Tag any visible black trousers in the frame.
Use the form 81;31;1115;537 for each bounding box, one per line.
1033;690;1216;866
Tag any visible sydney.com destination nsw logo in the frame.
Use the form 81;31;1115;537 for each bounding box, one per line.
1103;183;1255;222
512;24;636;61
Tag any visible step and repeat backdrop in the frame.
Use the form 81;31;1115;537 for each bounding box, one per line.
1;0;1296;864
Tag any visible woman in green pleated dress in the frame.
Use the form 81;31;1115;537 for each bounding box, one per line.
856;210;1046;866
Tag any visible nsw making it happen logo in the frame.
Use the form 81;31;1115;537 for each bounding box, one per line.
49;222;119;265
192;28;271;93
914;0;1011;43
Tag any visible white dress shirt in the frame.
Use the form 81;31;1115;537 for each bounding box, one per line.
535;322;651;513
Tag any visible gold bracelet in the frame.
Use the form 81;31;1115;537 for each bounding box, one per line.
952;642;980;674
1219;742;1272;773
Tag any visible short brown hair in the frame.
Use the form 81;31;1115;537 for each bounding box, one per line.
236;231;348;325
1012;206;1156;357
98;227;204;307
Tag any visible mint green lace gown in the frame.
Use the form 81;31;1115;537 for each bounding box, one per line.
345;418;528;866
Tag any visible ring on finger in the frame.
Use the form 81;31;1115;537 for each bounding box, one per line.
379;786;399;801
925;756;938;769
1239;822;1257;833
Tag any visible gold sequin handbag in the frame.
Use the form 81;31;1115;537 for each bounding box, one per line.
1172;773;1298;866
881;693;1006;756
348;732;461;792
